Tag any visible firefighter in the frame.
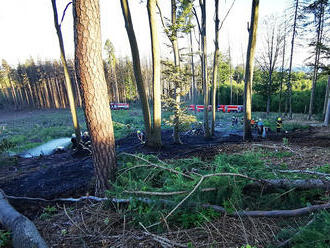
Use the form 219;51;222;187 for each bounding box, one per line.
137;130;145;144
232;116;236;127
276;117;283;133
257;119;264;136
251;119;256;128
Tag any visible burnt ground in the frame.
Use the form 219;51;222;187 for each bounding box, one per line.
0;126;329;202
0;126;329;247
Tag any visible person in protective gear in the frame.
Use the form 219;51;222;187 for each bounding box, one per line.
276;117;283;133
257;119;264;136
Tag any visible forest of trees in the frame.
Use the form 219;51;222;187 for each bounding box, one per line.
0;55;328;115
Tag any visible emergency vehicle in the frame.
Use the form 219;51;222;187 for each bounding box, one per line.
110;103;129;110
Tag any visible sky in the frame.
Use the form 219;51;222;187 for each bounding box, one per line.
0;0;307;68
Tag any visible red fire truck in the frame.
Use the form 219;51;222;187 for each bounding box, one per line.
196;105;212;112
110;103;129;110
225;105;243;113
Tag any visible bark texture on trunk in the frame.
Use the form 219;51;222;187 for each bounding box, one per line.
0;191;48;248
51;0;81;143
147;0;162;148
73;0;117;196
211;0;220;136
120;0;152;142
287;0;299;119
243;0;259;141
200;0;210;138
324;75;330;126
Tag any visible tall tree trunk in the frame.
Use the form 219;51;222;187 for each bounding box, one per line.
52;0;81;142
171;0;182;144
189;30;196;105
243;0;259;141
308;4;323;120
324;75;330;126
112;65;120;103
73;0;117;196
279;23;286;113
200;0;210;137
323;74;330;117
147;0;162;148
120;0;152;143
229;44;233;105
211;0;220;136
287;0;299;119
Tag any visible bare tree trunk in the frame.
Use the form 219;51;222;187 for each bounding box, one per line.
287;0;299;119
279;24;286;114
308;12;323;120
243;0;259;141
147;0;162;148
120;0;152;143
171;0;182;144
189;30;196;105
323;75;330;117
52;0;81;142
0;191;48;248
200;0;210;138
211;0;220;136
73;0;117;196
324;75;330;126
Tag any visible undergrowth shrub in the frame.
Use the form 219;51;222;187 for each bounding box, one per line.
108;153;328;231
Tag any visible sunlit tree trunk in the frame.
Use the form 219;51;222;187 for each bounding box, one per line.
243;0;259;141
324;75;330;126
211;0;220;136
287;0;299;119
52;0;81;142
73;0;117;196
323;74;330;117
200;0;210;137
171;0;182;144
190;30;196;106
308;0;324;120
120;0;152;143
147;0;162;147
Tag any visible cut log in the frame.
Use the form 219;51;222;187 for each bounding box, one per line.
245;179;330;191
0;190;48;248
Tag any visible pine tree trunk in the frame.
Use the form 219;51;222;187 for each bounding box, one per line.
211;0;220;136
120;0;152;142
171;0;182;144
323;75;330;126
147;0;162;148
73;0;117;196
323;75;330;117
287;0;299;119
52;0;82;142
243;0;259;141
200;0;210;138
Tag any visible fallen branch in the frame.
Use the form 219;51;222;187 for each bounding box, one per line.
202;202;330;217
0;190;48;248
276;169;330;179
3;192;329;218
246;179;330;191
119;152;194;180
123;188;217;196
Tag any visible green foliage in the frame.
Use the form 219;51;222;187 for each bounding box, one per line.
0;230;10;248
277;211;330;248
0;139;15;153
39;205;57;220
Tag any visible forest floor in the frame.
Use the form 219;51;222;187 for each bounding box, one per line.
0;109;329;247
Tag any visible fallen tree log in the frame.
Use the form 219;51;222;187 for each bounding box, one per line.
3;192;330;218
202;202;330;217
246;179;330;191
0;190;48;248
